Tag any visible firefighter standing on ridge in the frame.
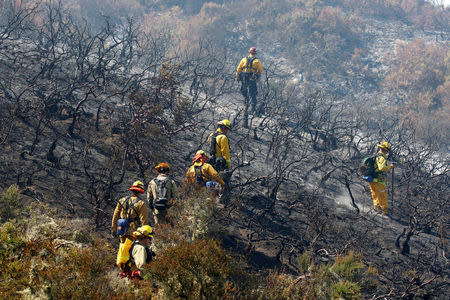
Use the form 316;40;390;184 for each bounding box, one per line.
236;47;263;113
147;163;178;226
112;181;149;242
369;142;396;216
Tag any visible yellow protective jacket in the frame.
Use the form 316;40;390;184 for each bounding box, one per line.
208;128;231;168
185;162;225;187
236;54;263;80
374;151;394;186
111;195;149;236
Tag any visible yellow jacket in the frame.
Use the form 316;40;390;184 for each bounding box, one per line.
236;54;263;79
185;162;225;187
111;195;149;236
208;128;231;168
374;151;394;185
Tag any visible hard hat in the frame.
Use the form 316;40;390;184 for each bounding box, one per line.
193;150;208;164
378;141;391;151
196;150;207;157
217;119;232;130
155;163;170;173
249;47;257;54
135;225;153;238
129;180;145;193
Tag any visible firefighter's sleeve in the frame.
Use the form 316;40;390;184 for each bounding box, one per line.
376;156;394;173
206;164;225;187
132;244;147;271
111;202;122;233
207;133;212;144
255;59;263;74
184;167;194;184
147;181;155;210
170;180;179;199
138;202;149;226
236;58;246;79
146;182;153;203
218;135;231;168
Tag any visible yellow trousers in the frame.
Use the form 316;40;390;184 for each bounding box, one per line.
369;182;388;215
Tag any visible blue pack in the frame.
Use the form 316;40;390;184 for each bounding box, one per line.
117;219;129;236
362;175;374;182
206;181;218;191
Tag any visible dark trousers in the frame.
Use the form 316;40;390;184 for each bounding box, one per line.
213;157;228;172
240;80;258;111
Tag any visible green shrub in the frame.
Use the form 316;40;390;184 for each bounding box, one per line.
331;251;365;282
331;280;362;299
0;221;30;298
160;188;218;245
331;252;377;293
0;184;20;221
249;252;377;300
42;240;117;299
298;251;312;274
259;271;304;300
147;239;233;299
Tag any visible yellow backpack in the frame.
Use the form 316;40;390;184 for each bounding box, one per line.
116;238;135;271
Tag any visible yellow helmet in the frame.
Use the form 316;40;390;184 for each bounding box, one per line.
129;180;145;193
217;119;232;130
196;150;207;157
134;225;153;238
378;141;391;151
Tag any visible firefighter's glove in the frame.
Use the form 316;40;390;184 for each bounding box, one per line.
119;271;132;279
131;270;142;280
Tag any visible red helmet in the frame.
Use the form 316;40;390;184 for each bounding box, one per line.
129;180;145;194
249;47;257;54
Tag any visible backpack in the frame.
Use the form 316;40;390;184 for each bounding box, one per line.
239;56;259;82
244;56;257;73
209;131;220;162
116;237;135;271
153;178;169;210
206;181;218;191
359;155;379;177
194;165;206;186
117;196;141;235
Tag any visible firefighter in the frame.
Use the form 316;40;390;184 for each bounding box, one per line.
147;163;178;225
236;47;263;112
369;142;396;215
112;181;149;242
208;119;232;172
185;150;225;189
117;225;155;280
